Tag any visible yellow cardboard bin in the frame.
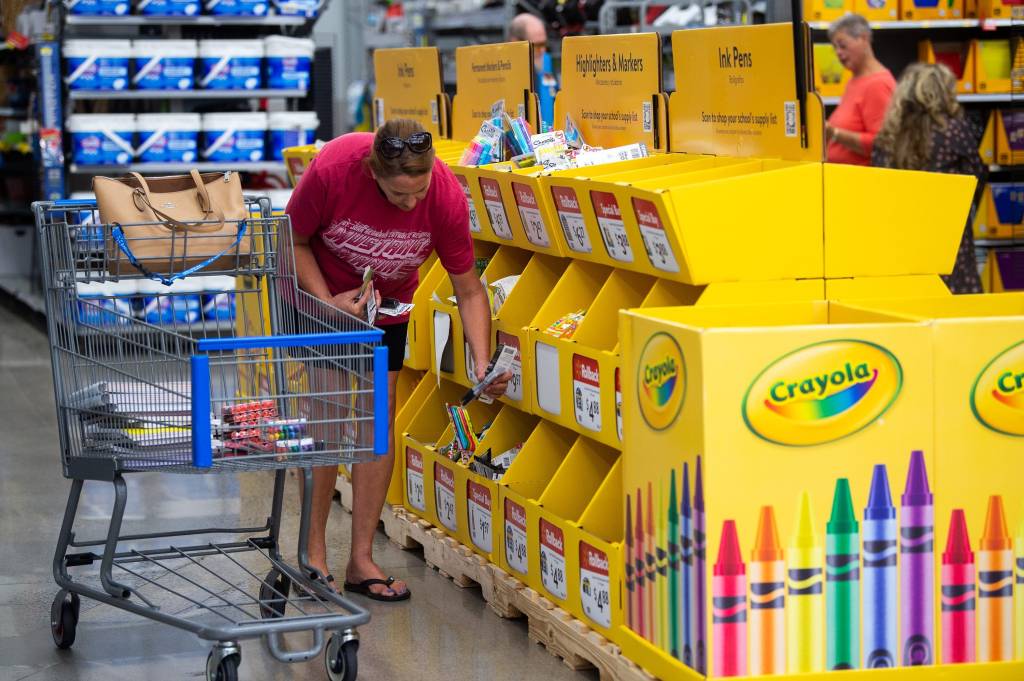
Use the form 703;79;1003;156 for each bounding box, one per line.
401;377;466;521
980;110;997;166
977;39;1013;94
979;0;1024;19
805;0;851;22
405;255;444;371
854;0;899;20
905;0;965;19
814;43;851;99
575;458;625;640
918;40;976;94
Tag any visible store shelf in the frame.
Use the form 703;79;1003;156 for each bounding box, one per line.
809;18;1016;30
821;92;1019;105
0;107;28;117
989;164;1024;172
68;89;306;101
977;238;1024;247
70;161;284;174
431;8;505;31
64;14;307;27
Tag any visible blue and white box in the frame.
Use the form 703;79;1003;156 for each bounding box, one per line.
67;114;136;166
65;40;131;91
63;0;130;16
268;111;318;160
264;36;314;90
202;111;267;162
132;40;197;90
204;0;268;16
199;40;263;90
136;113;201;164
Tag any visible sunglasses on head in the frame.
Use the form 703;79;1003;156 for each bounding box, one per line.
376;131;433;159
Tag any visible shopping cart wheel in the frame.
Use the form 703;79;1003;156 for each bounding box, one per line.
50;591;80;649
206;650;240;681
259;568;291;619
325;633;358;681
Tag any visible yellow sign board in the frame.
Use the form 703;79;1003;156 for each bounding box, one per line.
451;42;535;141
555;33;665;151
670;23;823;161
373;47;447;137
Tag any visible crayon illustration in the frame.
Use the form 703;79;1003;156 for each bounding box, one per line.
749;506;785;676
647;482;657;646
978;495;1013;662
694;456;707;674
635;488;647;641
668;470;680;660
827;479;860;670
900;450;934;666
941;508;975;664
680;462;694;667
657;481;668;652
626;493;635;633
863;464;897;668
787;492;824;674
713;520;747;678
1015;515;1023;662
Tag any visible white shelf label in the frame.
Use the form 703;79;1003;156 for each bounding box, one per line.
535;341;561;416
580;542;612;628
405;447;425;512
480;178;513;240
540;518;568;601
434;462;457;532
550;186;592;253
590;191;634;262
632;198;680;273
457;175;482;234
464;340;475;385
467;480;493;553
573;354;602;433
615;368;623;443
504;498;529;575
496;331;523;402
512;182;551;248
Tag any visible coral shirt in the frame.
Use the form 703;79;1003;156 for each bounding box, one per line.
826;69;896;166
286;133;474;325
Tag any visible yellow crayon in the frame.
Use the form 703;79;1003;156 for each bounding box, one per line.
1015;515;1024;662
786;492;824;673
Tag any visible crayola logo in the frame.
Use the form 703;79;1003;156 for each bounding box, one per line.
743;340;903;446
971;340;1024;437
637;332;686;431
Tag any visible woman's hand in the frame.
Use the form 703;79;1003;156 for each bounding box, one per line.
328;285;381;318
477;365;513;399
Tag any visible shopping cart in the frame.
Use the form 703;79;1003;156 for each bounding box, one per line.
32;194;388;681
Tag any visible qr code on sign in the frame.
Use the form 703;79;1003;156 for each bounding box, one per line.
430;100;439;124
375;98;385;128
642;101;653;133
784;101;797;138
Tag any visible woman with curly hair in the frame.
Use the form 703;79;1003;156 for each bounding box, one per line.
872;62;985;294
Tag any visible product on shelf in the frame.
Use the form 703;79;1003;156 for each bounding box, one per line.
137;0;201;16
202;111;267;162
200;275;237;321
136;113;201;163
64;0;130;16
543;309;586;339
75;280;134;325
204;0;270;16
64;39;132;91
264;35;314;90
489;274;519;315
67;113;136;165
274;0;322;16
268;111;318;160
199;40;264;90
132;40;197;91
138;278;204;325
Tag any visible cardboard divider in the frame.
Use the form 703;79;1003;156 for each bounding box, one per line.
405;256;445;371
381;367;429;504
498;420;579;584
574;457;624;638
994;108;1024;166
979;111;997;166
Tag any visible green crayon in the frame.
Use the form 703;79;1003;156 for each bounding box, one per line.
668;469;680;660
827;478;861;670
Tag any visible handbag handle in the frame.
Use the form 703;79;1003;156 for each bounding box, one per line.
110;220;248;286
128;170;226;233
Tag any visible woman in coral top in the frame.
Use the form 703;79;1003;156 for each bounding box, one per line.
825;14;895;165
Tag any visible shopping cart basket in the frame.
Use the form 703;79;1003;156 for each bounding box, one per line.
32;194;388;681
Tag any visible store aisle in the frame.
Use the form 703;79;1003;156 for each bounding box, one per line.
0;306;590;681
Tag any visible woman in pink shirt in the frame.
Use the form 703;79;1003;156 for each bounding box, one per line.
825;14;895;165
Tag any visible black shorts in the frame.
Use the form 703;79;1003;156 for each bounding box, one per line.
283;302;407;373
378;322;408;372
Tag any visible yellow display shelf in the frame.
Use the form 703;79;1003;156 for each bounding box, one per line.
404;254;444;372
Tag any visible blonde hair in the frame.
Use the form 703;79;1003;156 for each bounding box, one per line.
874;63;960;170
365;118;435;178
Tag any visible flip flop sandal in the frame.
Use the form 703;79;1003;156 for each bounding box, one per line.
343;577;411;602
294;571;339;595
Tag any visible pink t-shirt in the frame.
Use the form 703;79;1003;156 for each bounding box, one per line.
286;133;474;325
826;69;896;166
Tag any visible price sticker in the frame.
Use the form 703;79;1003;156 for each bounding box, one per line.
434;462;457;532
540;518;567;601
467;480;493;553
580;542;612;628
615;368;623;443
550;186;592;253
573;354;602;433
480;178;513;240
512;182;551;248
496;332;523;402
457;175;482;234
504;499;529;575
632;198;680;273
590;191;634;262
406;448;426;512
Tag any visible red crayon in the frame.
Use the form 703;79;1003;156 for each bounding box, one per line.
713;520;748;678
635;488;648;641
647;482;657;645
942;509;976;664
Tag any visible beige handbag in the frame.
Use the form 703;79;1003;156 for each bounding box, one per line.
94;170;250;284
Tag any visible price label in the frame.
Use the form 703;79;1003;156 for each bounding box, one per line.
512;182;551;248
457;175;482;233
580;542;612;628
540;518;567;601
434;462;457;532
550;186;592;253
590;191;634;263
496;331;523;402
504;498;528;575
480;178;513;240
405;448;425;512
573;354;602;433
615;368;623;443
632;198;680;273
467;480;493;553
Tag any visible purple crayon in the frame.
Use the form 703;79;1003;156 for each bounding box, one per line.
694;455;707;674
901;450;934;666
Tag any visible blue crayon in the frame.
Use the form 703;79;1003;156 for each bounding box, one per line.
680;463;693;668
863;464;898;668
694;455;707;674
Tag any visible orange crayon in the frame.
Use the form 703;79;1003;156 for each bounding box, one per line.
750;506;785;675
978;495;1014;662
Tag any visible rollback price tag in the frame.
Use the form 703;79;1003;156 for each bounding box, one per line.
550;186;592;253
615;368;623;443
573;354;602;433
434;462;457;531
512;182;551;247
632;198;680;273
479;178;514;240
467;480;492;552
590;191;633;262
540;518;567;600
580;542;612;628
496;331;523;401
504;498;528;575
457;175;482;233
406;447;425;512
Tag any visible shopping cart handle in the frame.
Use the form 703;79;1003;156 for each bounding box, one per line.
52;199;97;207
196;331;383;352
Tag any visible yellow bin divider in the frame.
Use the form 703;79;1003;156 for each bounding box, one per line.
381;367;430;504
401;377;466;520
574;457;624;641
405;255;444;372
